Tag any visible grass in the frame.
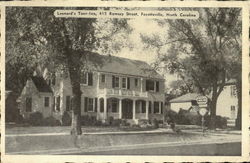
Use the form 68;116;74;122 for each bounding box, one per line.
5;125;157;135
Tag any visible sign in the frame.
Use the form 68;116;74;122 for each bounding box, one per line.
196;96;208;105
199;107;207;116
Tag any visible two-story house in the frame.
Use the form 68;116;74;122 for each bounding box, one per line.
18;53;165;124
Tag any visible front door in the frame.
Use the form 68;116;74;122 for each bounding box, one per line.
122;99;133;119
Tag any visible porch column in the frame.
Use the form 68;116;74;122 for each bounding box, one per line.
140;78;143;92
119;99;122;119
96;97;100;120
104;97;107;120
133;99;136;120
145;100;149;119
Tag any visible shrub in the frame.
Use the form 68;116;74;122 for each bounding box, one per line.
107;116;114;125
28;112;43;126
152;118;159;129
111;119;122;126
80;115;98;126
204;115;227;129
43;116;61;126
121;119;129;126
62;111;72;126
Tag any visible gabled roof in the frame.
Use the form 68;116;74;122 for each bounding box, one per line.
31;76;52;93
85;52;164;79
169;93;201;103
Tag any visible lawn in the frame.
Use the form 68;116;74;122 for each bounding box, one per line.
5;125;157;135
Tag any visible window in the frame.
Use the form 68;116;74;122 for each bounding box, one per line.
141;101;146;113
55;96;60;111
66;96;71;111
146;80;155;91
80;73;87;85
148;101;152;113
112;76;120;88
44;97;50;107
56;96;60;111
135;78;139;87
100;98;104;112
80;72;93;86
87;98;94;112
26;97;32;112
101;74;105;83
154;101;160;113
122;77;127;89
111;99;118;113
231;105;236;119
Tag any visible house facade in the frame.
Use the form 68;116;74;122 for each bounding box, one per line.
169;81;238;126
19;53;165;124
18;77;53;119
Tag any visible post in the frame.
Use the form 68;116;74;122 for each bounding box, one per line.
104;97;107;121
133;99;136;120
145;100;149;119
202;116;205;136
119;99;122;119
97;97;100;120
140;78;143;92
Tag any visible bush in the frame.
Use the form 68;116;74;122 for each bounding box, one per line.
62;111;72;126
204;115;227;129
107;116;114;125
28;112;43;126
81;115;98;126
111;119;122;126
175;109;201;125
152;118;159;129
121;119;129;126
43;116;61;126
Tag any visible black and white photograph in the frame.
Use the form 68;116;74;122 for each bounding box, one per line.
1;1;246;161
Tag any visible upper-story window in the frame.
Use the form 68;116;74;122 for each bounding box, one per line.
135;78;139;87
101;74;105;83
80;72;93;86
44;97;50;107
122;77;127;89
112;76;120;88
146;80;159;92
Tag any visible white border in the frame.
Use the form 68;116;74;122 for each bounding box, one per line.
1;1;249;162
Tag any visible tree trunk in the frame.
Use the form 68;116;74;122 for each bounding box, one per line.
235;78;242;130
68;52;82;135
209;84;218;129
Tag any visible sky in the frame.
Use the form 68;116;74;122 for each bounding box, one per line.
112;18;178;87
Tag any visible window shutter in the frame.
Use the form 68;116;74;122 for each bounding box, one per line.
161;102;163;114
94;98;97;112
88;73;93;86
127;77;130;89
149;101;151;113
84;97;88;112
156;81;159;92
112;76;115;88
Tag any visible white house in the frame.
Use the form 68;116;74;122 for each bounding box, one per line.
169;80;238;126
18;53;165;124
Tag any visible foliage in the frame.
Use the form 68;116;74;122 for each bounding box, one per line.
6;7;131;134
141;8;242;129
43;116;61;126
28;112;44;126
62;112;72;126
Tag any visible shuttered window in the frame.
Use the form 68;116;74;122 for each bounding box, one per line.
88;72;93;86
66;96;71;111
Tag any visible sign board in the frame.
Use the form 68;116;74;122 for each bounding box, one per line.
196;96;208;105
199;107;207;116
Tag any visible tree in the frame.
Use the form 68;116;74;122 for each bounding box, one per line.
141;8;242;129
6;7;131;135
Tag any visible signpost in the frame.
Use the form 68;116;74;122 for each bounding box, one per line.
196;96;208;136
